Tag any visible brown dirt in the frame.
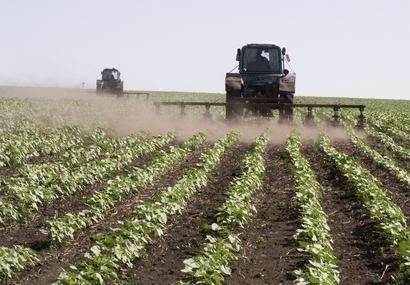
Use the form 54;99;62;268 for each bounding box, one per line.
304;144;399;285
0;166;19;177
225;145;303;285
121;144;250;285
17;143;205;285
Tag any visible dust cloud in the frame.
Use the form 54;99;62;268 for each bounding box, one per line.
0;87;350;144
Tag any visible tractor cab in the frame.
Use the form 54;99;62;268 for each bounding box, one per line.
224;43;296;119
101;68;121;81
238;44;283;74
96;68;124;95
230;43;295;98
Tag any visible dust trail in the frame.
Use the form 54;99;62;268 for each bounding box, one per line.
0;87;350;144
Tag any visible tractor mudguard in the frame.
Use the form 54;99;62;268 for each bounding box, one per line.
279;73;296;93
225;73;242;92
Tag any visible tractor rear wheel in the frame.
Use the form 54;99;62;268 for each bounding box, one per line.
279;92;294;122
226;91;243;120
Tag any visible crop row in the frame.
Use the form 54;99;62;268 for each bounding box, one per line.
0;134;172;224
52;132;239;284
48;133;206;243
349;130;410;187
0;128;107;190
287;134;339;284
0;126;84;167
0;245;38;280
368;111;410;134
365;126;410;161
178;134;267;285
0;128;142;190
339;115;410;187
319;134;410;282
367;115;410;145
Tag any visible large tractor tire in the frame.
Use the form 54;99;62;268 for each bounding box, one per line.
279;92;294;122
225;73;242;120
226;91;243;120
96;80;103;94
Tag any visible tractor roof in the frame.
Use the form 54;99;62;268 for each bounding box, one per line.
102;68;120;73
243;43;281;49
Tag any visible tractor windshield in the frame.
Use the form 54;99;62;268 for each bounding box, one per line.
102;70;118;80
242;47;281;73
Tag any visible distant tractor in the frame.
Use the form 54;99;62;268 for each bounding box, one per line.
96;68;124;95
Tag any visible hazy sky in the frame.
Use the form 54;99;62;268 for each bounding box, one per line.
1;0;409;99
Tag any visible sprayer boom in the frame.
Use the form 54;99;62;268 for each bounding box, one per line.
153;42;366;128
154;100;366;128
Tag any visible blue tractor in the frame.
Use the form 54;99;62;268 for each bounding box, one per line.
155;42;365;126
225;43;295;121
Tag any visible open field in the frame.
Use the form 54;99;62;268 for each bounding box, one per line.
0;88;410;284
